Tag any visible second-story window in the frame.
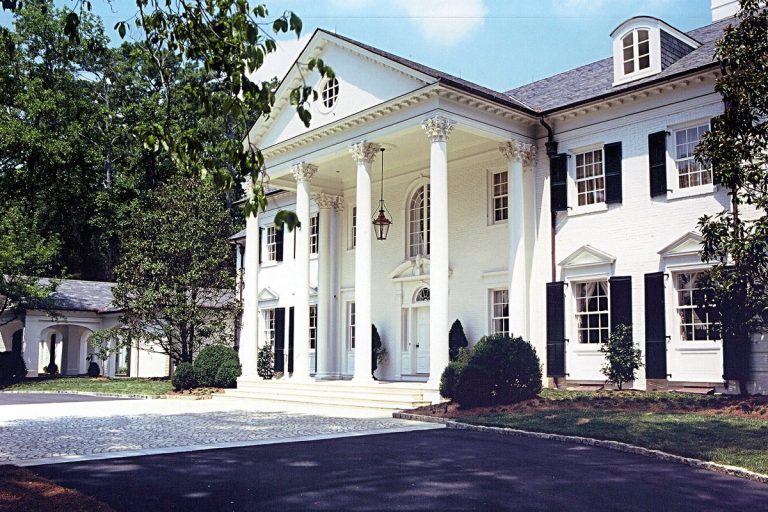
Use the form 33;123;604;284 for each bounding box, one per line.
408;184;430;258
310;215;319;254
675;124;711;188
575;148;605;206
265;226;277;262
491;171;508;223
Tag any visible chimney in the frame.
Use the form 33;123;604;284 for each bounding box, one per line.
711;0;740;21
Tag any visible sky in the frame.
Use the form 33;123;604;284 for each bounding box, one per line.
1;0;714;91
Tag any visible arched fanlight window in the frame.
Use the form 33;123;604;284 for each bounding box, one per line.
407;184;430;258
621;28;650;75
414;287;430;302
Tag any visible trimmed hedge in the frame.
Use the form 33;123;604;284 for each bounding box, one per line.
0;351;27;386
452;334;542;408
194;345;240;387
87;361;101;378
215;360;242;388
172;362;196;391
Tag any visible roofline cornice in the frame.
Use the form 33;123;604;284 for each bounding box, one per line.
540;64;720;120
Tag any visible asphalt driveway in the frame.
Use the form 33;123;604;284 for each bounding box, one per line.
35;428;768;512
0;392;132;405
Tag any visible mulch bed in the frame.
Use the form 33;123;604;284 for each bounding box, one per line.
0;465;115;512
408;393;768;420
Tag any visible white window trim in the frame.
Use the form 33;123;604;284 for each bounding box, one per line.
261;224;279;267
487;169;509;226
346;301;356;351
612;24;661;85
309;304;318;351
319;76;340;113
406;182;430;259
565;275;611;353
262;308;276;347
566;143;609;217
665;119;717;200
663;263;723;350
309;213;319;257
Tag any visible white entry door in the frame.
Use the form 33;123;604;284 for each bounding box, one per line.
415;307;430;374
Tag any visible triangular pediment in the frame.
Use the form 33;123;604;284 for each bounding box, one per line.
246;29;432;149
258;287;279;301
559;245;616;270
659;232;704;258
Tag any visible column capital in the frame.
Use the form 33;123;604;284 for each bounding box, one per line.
349;141;380;165
313;192;337;209
499;140;536;168
422;115;456;143
332;195;345;212
291;162;318;183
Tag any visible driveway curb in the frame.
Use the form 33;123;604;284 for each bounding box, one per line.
393;412;768;485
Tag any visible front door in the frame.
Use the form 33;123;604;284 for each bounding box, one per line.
415;307;430;374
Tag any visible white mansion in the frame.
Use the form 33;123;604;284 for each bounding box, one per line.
230;0;767;403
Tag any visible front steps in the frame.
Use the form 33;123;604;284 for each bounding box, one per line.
222;377;436;411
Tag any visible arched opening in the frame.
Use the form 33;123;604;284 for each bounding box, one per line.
414;287;431;303
407;184;430;258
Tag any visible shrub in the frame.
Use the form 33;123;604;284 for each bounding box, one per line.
215;360;242;388
44;362;58;375
600;324;643;390
440;347;472;400
0;351;27;386
87;361;101;378
372;324;383;379
257;343;275;379
194;345;240;387
454;334;542;408
449;319;469;361
172;362;196;391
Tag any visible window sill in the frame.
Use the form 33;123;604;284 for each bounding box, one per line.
570;345;604;354
675;342;722;351
261;261;279;268
310;254;318;261
487;220;508;228
667;185;717;201
568;202;608;217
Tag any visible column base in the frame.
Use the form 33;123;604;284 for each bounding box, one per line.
313;372;343;381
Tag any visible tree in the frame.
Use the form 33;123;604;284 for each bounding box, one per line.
0;206;59;326
448;319;469;361
111;177;237;364
695;0;768;394
599;324;642;390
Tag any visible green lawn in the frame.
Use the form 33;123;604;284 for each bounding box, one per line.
3;377;172;396
463;409;768;475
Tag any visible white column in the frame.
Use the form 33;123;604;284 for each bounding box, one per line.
349;141;380;383
292;162;318;380
238;208;260;377
499;141;536;339
422;115;455;388
21;320;43;377
313;192;336;380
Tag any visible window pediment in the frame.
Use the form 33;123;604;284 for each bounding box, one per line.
559;245;616;271
259;287;279;301
659;232;704;259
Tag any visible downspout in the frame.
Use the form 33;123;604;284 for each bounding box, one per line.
539;115;559;282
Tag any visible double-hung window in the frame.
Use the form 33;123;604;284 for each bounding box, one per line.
263;309;276;346
350;207;357;249
675;272;718;341
265;226;277;262
575;149;605;206
674;124;711;189
491;171;508;223
310;215;319;255
575;281;609;344
408;184;430;257
490;289;509;336
347;302;356;350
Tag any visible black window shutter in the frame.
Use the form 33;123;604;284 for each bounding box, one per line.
648;131;668;197
546;282;566;377
609;276;633;330
644;272;667;379
288;307;295;373
550;154;568;212
604;142;623;204
274;308;285;372
258;228;263;263
275;228;284;261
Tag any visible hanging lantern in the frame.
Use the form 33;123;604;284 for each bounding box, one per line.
372;147;393;240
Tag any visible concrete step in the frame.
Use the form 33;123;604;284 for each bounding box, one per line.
234;385;427;402
236;378;428;394
222;389;431;410
235;381;427;399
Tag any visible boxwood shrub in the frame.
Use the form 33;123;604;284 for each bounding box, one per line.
194;345;240;387
0;351;27;386
215;359;242;388
172;362;196;391
453;334;542;408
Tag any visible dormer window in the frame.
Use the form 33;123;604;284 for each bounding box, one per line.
611;16;700;86
622;29;650;75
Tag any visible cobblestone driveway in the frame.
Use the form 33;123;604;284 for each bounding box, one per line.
0;395;438;466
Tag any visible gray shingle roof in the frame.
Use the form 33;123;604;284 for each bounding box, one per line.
506;17;733;112
37;279;117;313
317;29;533;112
